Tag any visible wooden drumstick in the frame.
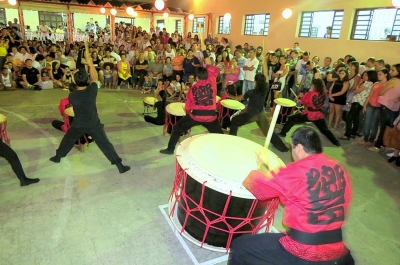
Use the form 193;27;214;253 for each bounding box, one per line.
289;88;298;99
264;103;282;149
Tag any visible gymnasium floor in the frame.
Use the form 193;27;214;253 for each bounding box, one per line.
0;88;399;265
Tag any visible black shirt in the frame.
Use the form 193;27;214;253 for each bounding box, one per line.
244;89;268;115
135;60;148;75
68;82;100;128
21;67;40;84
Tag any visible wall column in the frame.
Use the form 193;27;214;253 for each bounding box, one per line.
67;11;73;43
110;15;115;41
17;5;25;39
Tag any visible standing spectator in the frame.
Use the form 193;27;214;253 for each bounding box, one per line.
242;48;259;94
182;49;200;82
255;46;264;74
12;18;20;32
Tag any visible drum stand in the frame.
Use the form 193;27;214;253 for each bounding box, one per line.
142;104;156;116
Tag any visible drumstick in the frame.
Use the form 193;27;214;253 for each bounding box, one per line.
289;88;298;99
264;103;282;149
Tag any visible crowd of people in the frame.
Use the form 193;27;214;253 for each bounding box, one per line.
1;15;399;265
1;20;400;164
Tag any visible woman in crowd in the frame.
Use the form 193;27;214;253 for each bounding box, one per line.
368;64;400;151
328;68;349;129
163;56;173;81
225;57;240;86
116;53;132;89
340;70;377;140
362;69;390;145
132;52;148;89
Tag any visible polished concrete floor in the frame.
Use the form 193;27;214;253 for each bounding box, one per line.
0;88;399;265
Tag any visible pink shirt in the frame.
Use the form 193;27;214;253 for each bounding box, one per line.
378;78;400;111
368;82;385;107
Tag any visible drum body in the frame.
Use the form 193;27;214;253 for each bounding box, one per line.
274;98;296;125
143;96;157;108
169;134;283;251
218;99;245;130
164;102;189;135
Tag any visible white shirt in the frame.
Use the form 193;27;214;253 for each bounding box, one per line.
165;49;175;60
295;59;307;83
244;57;259;81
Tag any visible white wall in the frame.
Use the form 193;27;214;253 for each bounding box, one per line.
22;10;40;30
5;8;18;24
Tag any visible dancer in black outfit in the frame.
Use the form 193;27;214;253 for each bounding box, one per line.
229;73;289;152
49;41;130;174
144;90;168;126
0;139;40;186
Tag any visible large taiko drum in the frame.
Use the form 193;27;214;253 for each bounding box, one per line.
164;102;189;135
168;134;284;251
0;114;10;145
219;99;245;130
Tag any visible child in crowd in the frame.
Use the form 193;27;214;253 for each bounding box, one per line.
0;67;16;90
103;65;113;88
141;75;152;94
41;70;54;89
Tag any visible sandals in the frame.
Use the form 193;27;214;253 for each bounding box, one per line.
338;136;350;140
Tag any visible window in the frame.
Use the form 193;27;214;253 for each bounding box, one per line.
157;19;165;29
0;8;6;26
115;17;135;26
38;12;64;29
299;10;344;38
175;19;182;34
351;8;400;41
193;17;205;33
218;16;231;34
244;14;270;36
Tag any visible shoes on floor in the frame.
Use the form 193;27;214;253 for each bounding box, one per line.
386;152;394;157
160;149;174;155
388;156;399;163
366;146;384;152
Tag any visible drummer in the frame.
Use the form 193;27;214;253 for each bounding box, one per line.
229;126;354;265
144;90;169;126
279;79;341;146
159;52;224;154
228;73;289;152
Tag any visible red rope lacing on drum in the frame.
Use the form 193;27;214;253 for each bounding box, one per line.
169;162;279;252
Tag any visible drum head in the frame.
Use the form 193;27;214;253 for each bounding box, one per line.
166;102;186;116
143;97;157;105
0;114;6;123
274;98;296;107
176;134;285;198
221;99;245;110
64;107;75;117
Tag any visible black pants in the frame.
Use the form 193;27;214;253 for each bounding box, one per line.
375;105;396;148
166;115;223;151
0;140;26;181
281;114;339;145
54;123;121;164
228;233;354;265
144;115;164;126
132;71;146;87
344;102;363;138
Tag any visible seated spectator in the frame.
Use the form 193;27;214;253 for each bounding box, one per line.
163;57;173;81
19;59;42;90
116;53;132;89
132;52;148;89
141;75;152;94
0;66;16;90
148;56;163;86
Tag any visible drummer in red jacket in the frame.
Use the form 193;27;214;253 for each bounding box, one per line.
228;126;354;265
160;52;224;154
